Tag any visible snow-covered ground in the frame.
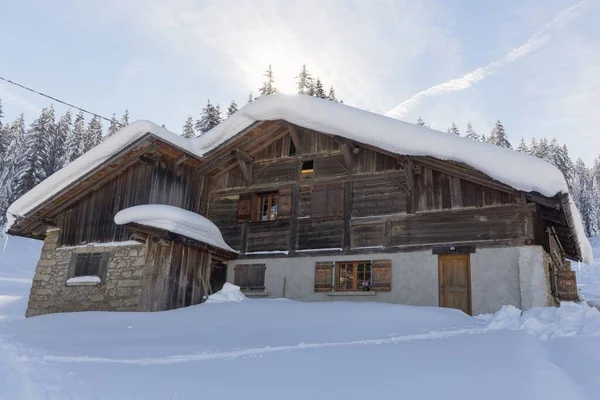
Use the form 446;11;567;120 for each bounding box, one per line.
1;236;600;399
578;236;600;307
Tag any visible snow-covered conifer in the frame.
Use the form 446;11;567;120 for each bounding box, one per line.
182;116;195;138
258;65;278;96
488;120;511;148
227;101;238;117
464;122;480;141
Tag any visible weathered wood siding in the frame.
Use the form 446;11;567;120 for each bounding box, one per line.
202;127;536;255
58;161;205;246
141;240;211;312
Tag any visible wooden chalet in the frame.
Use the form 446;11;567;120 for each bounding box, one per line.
7;95;590;317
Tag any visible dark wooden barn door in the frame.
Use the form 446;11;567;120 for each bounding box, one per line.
438;254;471;315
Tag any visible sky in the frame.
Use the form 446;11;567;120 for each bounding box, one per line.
0;0;599;164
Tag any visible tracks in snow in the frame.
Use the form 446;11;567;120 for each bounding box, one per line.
44;326;489;366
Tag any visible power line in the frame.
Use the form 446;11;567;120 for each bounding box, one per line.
0;75;122;127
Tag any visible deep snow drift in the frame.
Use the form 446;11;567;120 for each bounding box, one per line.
1;236;600;399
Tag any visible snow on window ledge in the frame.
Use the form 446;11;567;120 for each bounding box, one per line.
327;291;376;297
66;276;101;286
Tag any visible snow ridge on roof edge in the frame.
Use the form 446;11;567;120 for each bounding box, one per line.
5;94;592;263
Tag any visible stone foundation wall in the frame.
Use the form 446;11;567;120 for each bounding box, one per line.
26;228;148;317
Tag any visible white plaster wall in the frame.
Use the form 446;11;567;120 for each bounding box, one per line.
470;247;522;315
518;246;551;309
227;246;549;315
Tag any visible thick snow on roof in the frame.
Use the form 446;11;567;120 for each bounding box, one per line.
114;205;235;253
6;94;592;262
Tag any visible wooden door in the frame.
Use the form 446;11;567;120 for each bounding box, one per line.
438;254;471;315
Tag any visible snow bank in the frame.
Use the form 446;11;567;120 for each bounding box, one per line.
114;204;235;253
205;283;246;303
6;94;591;263
485;302;600;339
66;276;101;286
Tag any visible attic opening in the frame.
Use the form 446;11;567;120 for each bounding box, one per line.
301;160;314;180
289;140;296;156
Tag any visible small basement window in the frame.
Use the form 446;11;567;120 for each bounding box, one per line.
234;264;266;291
67;252;109;284
254;193;278;221
301;160;314;180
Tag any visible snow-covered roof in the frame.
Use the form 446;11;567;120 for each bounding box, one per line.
6;94;592;263
114;205;235;253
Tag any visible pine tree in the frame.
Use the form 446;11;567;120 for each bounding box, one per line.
107;113;120;137
313;78;326;99
36;106;59;179
182;116;195;138
0;114;27;220
227;100;238;117
488;120;511;148
49;110;71;172
552;142;574;190
84;116;103;151
416;117;426;127
120;110;130;126
247;93;254;104
327;86;338;102
296;65;313;95
195;100;222;134
14;108;52;196
0;99;11;161
464;121;480;141
447;122;460;136
535;138;551;162
68;111;86;162
516;138;529;153
572;158;595;236
258;65;278;96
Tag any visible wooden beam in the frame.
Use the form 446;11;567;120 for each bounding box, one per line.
231;148;254;164
237;159;252;183
404;156;415;213
341;143;353;171
175;155;188;167
288;124;301;155
412;156;518;196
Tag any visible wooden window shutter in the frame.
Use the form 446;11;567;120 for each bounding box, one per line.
326;183;344;218
311;184;328;218
371;259;392;291
278;188;293;220
237;193;253;223
234;264;266;291
314;261;334;292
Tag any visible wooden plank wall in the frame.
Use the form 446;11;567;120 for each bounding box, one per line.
58;161;205;246
205;127;534;255
141;241;211;312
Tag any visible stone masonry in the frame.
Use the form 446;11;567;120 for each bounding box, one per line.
26;228;148;317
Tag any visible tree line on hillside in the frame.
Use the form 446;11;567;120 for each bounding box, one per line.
418;116;600;238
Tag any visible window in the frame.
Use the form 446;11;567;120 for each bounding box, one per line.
313;259;391;292
301;160;314;180
337;261;372;291
234;264;266;291
289;140;296;156
67;252;109;282
255;193;278;221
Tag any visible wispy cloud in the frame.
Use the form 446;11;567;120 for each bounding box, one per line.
386;0;589;119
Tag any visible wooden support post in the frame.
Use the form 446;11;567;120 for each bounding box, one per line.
237;159;252;183
404;157;415;214
343;181;353;251
341;143;353;172
288;124;301;155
